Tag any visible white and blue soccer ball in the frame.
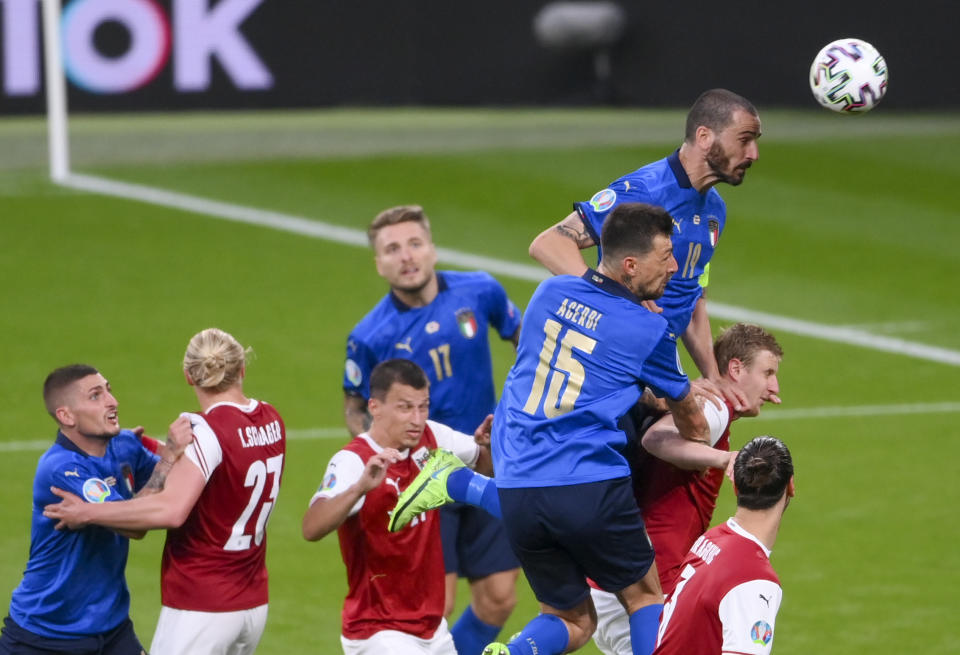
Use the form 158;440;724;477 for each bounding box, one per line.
809;38;888;113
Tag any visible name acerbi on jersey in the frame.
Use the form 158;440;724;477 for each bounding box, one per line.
237;420;283;448
556;297;602;331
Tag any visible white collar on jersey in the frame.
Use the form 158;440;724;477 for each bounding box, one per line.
726;517;773;558
204;399;260;414
357;432;411;460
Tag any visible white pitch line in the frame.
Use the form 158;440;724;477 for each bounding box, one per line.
59;172;960;368
286;428;349;440
0;429;350;454
757;401;960;420
708;302;960;367
4;401;959;454
0;439;53;452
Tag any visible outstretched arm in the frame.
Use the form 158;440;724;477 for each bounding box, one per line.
681;296;720;380
45;457;206;531
528;211;594;275
302;449;401;541
665;391;710;445
136;416;194;498
471;415;494;476
641;413;732;471
44;416;205;535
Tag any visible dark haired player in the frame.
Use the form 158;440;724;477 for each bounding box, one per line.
486;203;709;655
0;364;186;655
653;436;795;655
305;359;494;655
529;88;764;411
343;204;522;654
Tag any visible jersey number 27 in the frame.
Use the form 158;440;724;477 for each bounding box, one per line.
224;454;284;551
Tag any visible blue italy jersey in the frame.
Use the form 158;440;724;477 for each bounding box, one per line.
575;150;727;334
493;270;690;488
7;430;158;638
344;271;521;433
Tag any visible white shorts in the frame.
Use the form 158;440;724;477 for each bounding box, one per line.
591;587;632;655
340;618;456;655
150;604;268;655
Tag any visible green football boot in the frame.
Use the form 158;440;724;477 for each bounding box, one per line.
482;643;510;655
387;448;465;532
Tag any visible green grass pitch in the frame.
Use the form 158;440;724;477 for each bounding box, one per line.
0;109;958;654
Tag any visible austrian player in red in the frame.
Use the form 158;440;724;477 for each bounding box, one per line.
653;436;794;655
302;359;493;655
591;323;783;655
40;328;286;655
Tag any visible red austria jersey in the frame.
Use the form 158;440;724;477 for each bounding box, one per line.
311;421;473;640
161;399;286;611
654;519;782;655
635;399;735;595
312;421;479;639
336;427;446;640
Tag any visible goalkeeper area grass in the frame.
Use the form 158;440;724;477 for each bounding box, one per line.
0;108;958;654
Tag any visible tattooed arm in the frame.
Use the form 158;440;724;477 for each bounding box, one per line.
528;211;595;276
136;415;193;497
344;392;371;438
45;459;206;533
43;416;201;537
665;391;711;445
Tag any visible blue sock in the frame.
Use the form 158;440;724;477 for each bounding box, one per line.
508;613;569;655
446;469;502;518
451;605;502;655
628;604;663;655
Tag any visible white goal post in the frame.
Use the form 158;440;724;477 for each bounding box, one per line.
42;0;70;181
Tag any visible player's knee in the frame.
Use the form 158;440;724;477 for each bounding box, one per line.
471;571;519;624
564;606;599;651
619;588;664;616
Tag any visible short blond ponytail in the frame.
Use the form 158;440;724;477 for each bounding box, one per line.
183;328;248;392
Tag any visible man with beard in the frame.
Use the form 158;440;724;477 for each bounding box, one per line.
480;202;708;655
343;205;523;654
0;365;188;654
529;89;762;412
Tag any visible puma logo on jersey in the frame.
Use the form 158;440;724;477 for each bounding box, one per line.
395;338;413;353
64;469;79;477
759;593;771;607
384;477;401;494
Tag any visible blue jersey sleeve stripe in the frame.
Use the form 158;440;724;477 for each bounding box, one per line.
574;202;601;244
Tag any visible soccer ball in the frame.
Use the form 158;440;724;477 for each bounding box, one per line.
809;38;888;113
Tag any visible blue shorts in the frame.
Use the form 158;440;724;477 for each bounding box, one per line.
0;616;144;655
498;477;655;610
440;502;520;579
